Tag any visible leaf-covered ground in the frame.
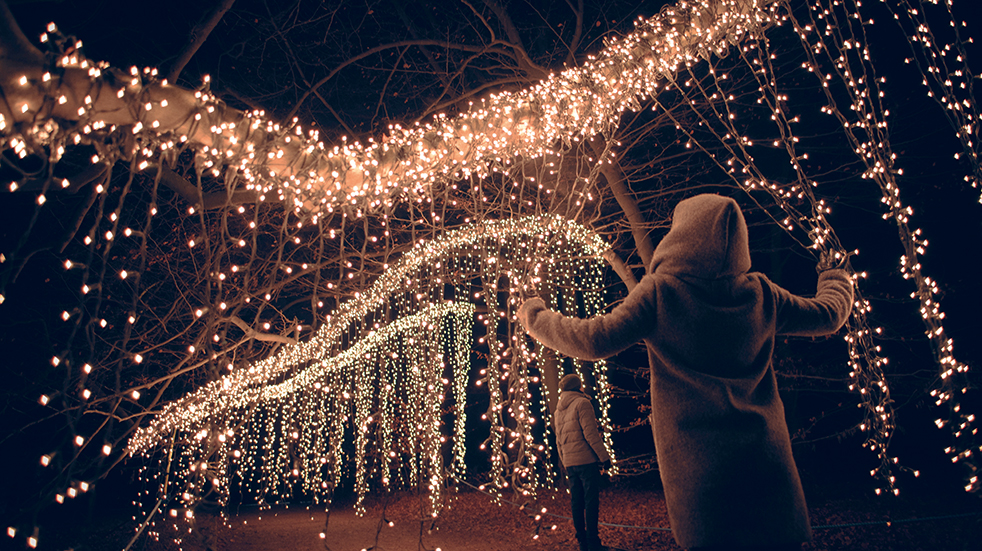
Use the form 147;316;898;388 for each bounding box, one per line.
46;473;980;551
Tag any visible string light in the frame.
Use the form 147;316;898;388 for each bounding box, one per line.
127;214;612;524
1;1;783;216
2;1;979;547
645;0;978;493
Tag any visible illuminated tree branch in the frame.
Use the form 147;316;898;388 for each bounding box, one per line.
166;0;238;84
1;0;781;216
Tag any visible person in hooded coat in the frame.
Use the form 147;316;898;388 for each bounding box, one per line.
554;373;612;551
518;194;854;551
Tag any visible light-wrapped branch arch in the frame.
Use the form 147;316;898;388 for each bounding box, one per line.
127;214;613;511
1;1;780;213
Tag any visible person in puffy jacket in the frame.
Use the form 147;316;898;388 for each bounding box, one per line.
519;194;854;551
554;373;612;551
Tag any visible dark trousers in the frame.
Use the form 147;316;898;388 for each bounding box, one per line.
565;462;602;549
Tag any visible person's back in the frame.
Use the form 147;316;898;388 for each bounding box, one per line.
519;194;854;550
553;374;610;551
554;385;608;468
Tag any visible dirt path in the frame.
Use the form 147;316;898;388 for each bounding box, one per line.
218;505;541;551
48;483;980;551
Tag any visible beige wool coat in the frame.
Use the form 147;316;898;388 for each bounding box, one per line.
518;194;854;548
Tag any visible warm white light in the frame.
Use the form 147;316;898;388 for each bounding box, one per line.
127;214;611;515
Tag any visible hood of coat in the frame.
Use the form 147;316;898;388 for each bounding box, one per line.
649;194;751;280
556;389;586;412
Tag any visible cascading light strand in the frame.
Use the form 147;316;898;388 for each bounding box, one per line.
127;213;613;535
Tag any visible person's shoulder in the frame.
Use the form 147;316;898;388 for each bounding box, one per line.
744;271;771;283
570;392;593;407
743;272;778;293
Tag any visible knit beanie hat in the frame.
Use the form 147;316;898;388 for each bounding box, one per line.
559;374;581;392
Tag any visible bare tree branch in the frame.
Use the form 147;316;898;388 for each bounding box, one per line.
228;315;298;345
167;0;239;84
480;0;548;79
143;165;259;209
0;0;42;65
600;157;655;269
603;249;637;291
284;39;499;123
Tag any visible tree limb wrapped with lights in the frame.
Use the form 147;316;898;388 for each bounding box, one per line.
0;0;781;215
1;0;980;548
126;214;612;521
645;0;978;494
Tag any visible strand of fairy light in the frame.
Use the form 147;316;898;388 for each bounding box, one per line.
1;1;784;227
447;224;612;497
511;267;615;484
135;303;474;523
651;0;977;494
887;0;982;488
643;1;858;488
127;213;606;454
873;0;982;477
882;0;981;200
762;3;904;493
667;3;902;494
793;0;977;493
788;0;904;493
126;214;612;528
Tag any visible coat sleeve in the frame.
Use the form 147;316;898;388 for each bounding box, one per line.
517;275;657;361
576;399;611;463
774;268;854;336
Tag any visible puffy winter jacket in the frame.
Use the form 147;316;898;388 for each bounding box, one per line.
553;389;610;467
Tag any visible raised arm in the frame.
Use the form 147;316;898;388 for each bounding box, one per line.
517;276;656;361
774;268;854;337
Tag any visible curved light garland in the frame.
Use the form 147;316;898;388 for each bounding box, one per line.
648;0;978;494
127;214;612;522
0;1;781;216
2;0;979;546
128;214;608;456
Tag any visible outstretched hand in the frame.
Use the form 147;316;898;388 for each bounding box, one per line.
516;296;545;330
521;269;541;299
516;265;544;330
816;249;853;273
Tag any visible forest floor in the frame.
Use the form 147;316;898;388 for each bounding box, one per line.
48;471;981;551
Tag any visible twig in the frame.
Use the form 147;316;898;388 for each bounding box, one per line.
167;0;239;84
